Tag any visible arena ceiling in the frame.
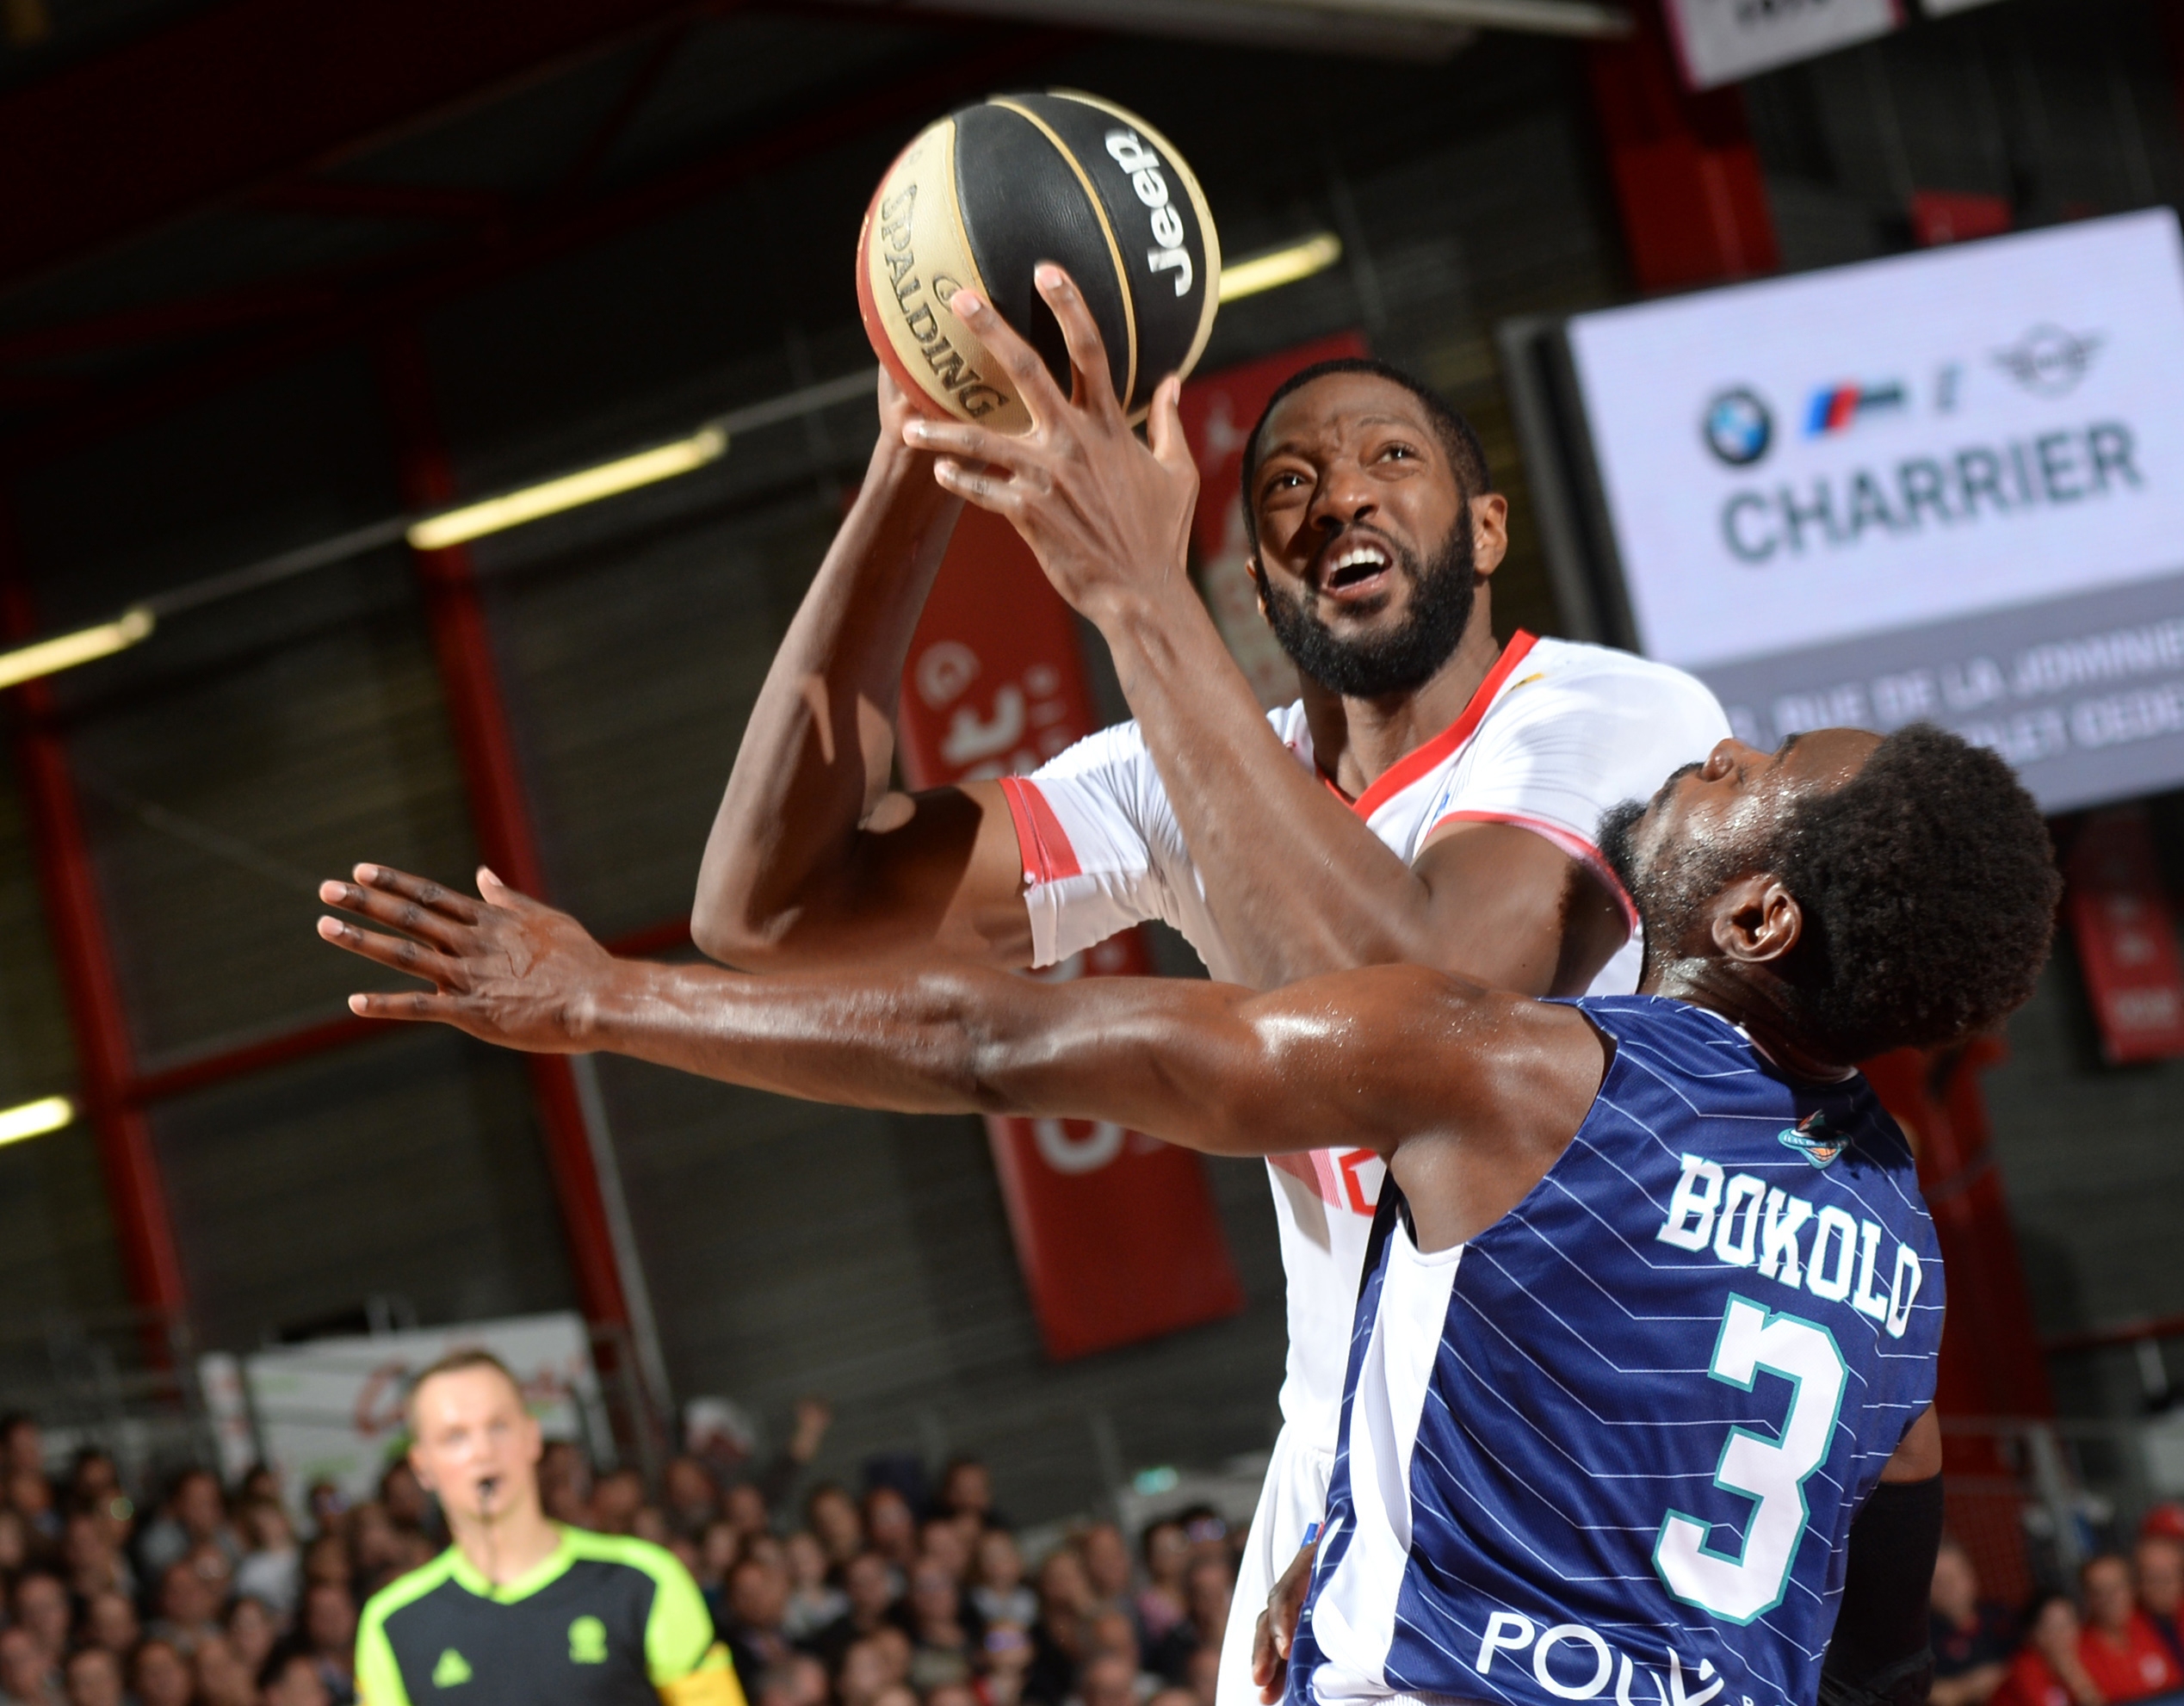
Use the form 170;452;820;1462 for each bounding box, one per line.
0;0;1625;463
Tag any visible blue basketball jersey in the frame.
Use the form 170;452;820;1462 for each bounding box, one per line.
1289;994;1943;1706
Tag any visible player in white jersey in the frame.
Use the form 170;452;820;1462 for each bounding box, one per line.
686;268;1726;1705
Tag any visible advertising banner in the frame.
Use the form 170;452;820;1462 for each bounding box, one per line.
2063;810;2184;1065
212;1313;603;1511
1662;0;1901;90
894;504;1245;1360
1567;208;2184;812
1178;332;1370;708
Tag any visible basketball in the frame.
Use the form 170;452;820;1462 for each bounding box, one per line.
856;91;1221;433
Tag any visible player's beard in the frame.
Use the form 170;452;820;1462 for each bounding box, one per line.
1599;770;1737;985
1259;514;1477;699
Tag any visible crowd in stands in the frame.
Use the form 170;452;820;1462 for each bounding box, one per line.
1933;1511;2184;1706
0;1402;1241;1706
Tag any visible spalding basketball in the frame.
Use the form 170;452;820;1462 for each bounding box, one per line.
857;91;1220;433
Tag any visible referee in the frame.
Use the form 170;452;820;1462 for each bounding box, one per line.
356;1350;743;1706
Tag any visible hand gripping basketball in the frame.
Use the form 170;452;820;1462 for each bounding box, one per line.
904;264;1198;627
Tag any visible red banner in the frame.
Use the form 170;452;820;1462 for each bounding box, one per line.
1178;333;1369;708
894;504;1245;1360
2065;807;2184;1065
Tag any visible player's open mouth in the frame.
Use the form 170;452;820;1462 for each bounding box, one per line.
1317;540;1395;603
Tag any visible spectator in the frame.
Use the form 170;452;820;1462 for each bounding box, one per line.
6;1470;58;1547
905;1560;978;1692
238;1464;282;1508
261;1649;334;1706
2081;1554;2184;1702
346;1502;406;1594
1078;1526;1133;1613
0;1417;44;1487
539;1439;593;1526
13;1572;71;1672
2138;1531;2184;1672
1178;1558;1232;1664
0;1510;27;1579
807;1484;864;1568
0;1628;54;1706
981;1622;1035;1706
300;1577;359;1705
939;1460;997;1530
666;1456;722;1538
65;1449;116;1516
808;1551;907;1668
377;1462;432;1536
235;1497;303;1617
1183;1647;1219;1706
225;1594;280;1677
1026;1550;1095;1706
784;1529;851;1641
864;1488;918;1569
1998;1593;2102;1706
145;1556;224;1654
193;1634;257;1706
722;1554;798;1682
128;1641;194;1706
727;1481;774;1541
1135;1522;1191;1651
838;1635;900;1706
1931;1537;2015;1706
60;1511;127;1603
929;1682;981;1706
303;1532;351;1589
1076;1652;1141;1706
591;1468;646;1536
80;1591;138;1661
971;1529;1037;1632
59;1648;120;1706
922;1517;974;1588
305;1480;347;1538
137;1468;237;1580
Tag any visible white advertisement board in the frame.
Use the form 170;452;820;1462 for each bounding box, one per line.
1567;209;2184;812
212;1313;603;1511
1663;0;1901;90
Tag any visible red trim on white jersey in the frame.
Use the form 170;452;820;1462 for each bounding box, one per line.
1347;631;1538;820
1428;808;1641;930
999;776;1081;882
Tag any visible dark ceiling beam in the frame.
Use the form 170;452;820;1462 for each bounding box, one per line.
0;0;723;294
0;274;354;364
5;24;1077;462
551;19;693;201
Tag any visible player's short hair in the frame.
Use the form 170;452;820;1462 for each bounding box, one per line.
1239;357;1492;551
1769;724;2057;1060
405;1347;523;1430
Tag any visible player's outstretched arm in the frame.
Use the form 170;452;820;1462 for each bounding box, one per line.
904;273;1626;996
690;369;1030;974
318;864;1599;1202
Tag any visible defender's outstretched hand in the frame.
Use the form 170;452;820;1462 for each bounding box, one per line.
901;265;1198;624
317;864;612;1053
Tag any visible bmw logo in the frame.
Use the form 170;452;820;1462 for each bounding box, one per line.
1704;388;1773;467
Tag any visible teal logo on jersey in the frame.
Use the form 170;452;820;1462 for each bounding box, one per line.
432;1648;473;1687
1778;1112;1845;1168
569;1616;609;1664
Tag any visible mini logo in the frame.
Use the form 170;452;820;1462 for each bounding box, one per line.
432;1648;473;1688
1704;387;1773;467
1804;381;1907;437
1995;325;2102;396
1779;1111;1846;1169
569;1616;609;1665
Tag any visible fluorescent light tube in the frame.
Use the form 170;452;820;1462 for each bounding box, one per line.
0;608;155;692
1219;233;1345;302
407;425;729;552
0;1095;74;1147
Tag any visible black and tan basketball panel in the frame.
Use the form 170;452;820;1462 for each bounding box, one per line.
857;90;1221;432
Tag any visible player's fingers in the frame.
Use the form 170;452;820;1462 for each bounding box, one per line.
319;877;473;951
346;989;458;1023
475;866;543;911
349;862;485;924
902;416;1024;471
316;914;467;988
946;287;1066;428
931;458;1030;516
1147;374;1192;472
1035;264;1123;425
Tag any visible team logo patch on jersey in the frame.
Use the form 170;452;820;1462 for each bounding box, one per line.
569;1616;609;1664
432;1648;473;1687
1779;1112;1846;1168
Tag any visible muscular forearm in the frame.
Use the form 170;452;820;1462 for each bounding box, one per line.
1094;590;1444;987
694;438;962;964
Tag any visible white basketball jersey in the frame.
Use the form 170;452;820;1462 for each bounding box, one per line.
997;632;1732;1446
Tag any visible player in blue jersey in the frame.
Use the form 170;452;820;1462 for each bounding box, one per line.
313;721;2059;1706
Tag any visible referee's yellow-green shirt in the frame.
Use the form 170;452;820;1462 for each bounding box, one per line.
356;1526;746;1706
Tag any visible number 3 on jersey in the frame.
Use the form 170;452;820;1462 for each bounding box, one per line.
1654;1295;1847;1625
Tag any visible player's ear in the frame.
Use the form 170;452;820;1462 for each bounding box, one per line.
1710;874;1802;966
1470;492;1509;578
